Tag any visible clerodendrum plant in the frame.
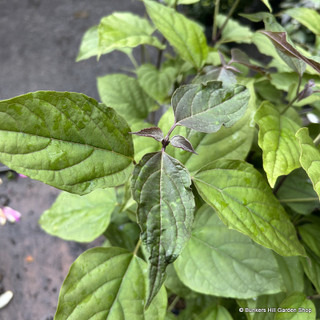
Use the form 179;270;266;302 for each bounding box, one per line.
1;0;320;318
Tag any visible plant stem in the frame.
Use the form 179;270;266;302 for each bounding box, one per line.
281;73;302;115
156;37;167;70
314;133;320;146
164;123;177;141
307;294;320;300
140;45;146;64
212;0;220;43
215;0;240;43
127;52;139;70
279;197;319;203
168;295;180;312
133;238;142;256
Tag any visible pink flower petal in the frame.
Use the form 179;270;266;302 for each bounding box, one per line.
2;206;21;223
18;174;27;178
0;209;6;225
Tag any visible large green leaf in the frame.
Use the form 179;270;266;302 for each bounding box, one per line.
172;81;250;133
277;169;320;215
97;74;156;123
274;293;315;319
159;88;255;173
174;205;284;298
0;91;134;195
285;7;320;36
196;305;233;320
216;14;253;44
299;223;320;257
98;12;164;54
255;101;301;187
39;189;117;242
296;128;320;199
137;63;176;102
300;249;320;293
193;159;306;256
144;0;208;69
54;247;167;320
132;152;194;306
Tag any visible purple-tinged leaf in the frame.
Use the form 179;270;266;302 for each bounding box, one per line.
259;31;320;74
130;127;164;142
297;80;316;102
170;135;198;154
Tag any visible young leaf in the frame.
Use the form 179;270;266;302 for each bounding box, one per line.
54;247;167;320
174;205;284;298
144;0;208;69
39;189;117;242
130;127;164;142
260;0;272;12
137;63;176;102
97;74;156;123
131;152;195;306
296;128;320;199
259;31;320;74
255;101;301;188
98;12;165;54
0;91;134;195
193;159;306;256
172;81;250;133
170;135;197;154
274;293;316;319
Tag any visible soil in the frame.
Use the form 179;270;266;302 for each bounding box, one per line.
0;1;144;319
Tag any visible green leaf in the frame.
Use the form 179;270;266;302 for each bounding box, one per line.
76;25;100;62
132;152;195;306
285;7;320;36
137;63;176;102
193;159;306;256
172;81;250;133
144;0;208;69
260;0;272;12
177;0;201;4
196;305;233;320
174;205;284;298
39;189;117;242
300;249;320;294
255;101;301;187
277;169;320;215
274;292;315;319
97;74;156;123
296;128;320;199
216;14;253;44
170;135;197;154
0;91;134;195
130;126;164;142
54;247;167;320
299;223;320;257
98;12;165;55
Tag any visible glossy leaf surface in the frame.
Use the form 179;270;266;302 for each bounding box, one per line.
255;101;301;187
39;189;117;242
144;0;208;69
0;91;134;194
54;247;167;320
296;128;320;199
174;205;284;298
193;159;306;256
132;152;194;305
172;81;250;133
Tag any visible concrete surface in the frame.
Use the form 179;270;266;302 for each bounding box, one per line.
0;0;144;319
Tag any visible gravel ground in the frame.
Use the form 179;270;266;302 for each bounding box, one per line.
0;1;144;319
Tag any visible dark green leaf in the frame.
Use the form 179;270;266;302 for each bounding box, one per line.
196;305;233;320
144;0;208;69
130;127;164;142
174;205;284;298
132;152;195;306
193;159;306;256
97;74;156;123
172;81;250;133
0;91;134;195
39;189;117;242
299;223;320;257
300;249;320;294
170;135;197;154
54;247;167;319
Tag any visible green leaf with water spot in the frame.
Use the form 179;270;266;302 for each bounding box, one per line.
132;152;195;306
39;188;117;242
193;159;306;256
98;12;164;55
0;91;134;195
172;81;250;133
54;247;167;320
158;85;255;173
296;128;320;199
137;63;176;103
255;101;301;188
274;292;316;319
144;0;208;69
174;205;284;298
97;74;156;124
